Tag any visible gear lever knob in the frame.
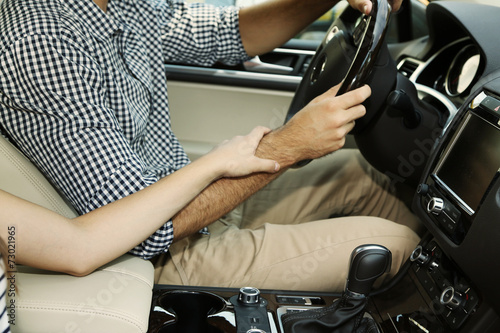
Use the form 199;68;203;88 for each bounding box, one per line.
345;245;392;296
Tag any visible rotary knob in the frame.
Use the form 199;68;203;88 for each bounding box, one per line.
238;287;261;305
410;245;430;266
440;286;465;310
427;197;445;215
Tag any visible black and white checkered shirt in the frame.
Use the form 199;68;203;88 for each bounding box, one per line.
0;0;248;259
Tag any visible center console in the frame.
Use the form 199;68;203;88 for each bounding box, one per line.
147;286;339;333
147;245;392;333
146;268;475;333
146;244;481;333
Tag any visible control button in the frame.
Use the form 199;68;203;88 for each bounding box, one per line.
428;259;439;272
427;284;440;300
437;278;449;290
480;96;500;114
464;289;479;313
276;296;306;304
410;245;430;266
446;220;457;232
440;286;465;310
275;295;323;305
444;204;461;222
417;183;429;196
427;197;445;215
432;245;442;257
238;287;261;304
437;214;450;228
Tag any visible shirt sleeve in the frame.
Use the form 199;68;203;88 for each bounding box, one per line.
0;34;173;259
157;0;251;66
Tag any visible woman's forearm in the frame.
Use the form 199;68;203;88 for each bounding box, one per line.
0;160;219;276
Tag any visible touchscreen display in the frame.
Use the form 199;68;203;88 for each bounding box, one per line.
435;112;500;213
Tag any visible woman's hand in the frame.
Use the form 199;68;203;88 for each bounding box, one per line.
207;126;280;178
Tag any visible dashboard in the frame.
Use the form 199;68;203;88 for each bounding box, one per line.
388;0;500;324
398;38;482;108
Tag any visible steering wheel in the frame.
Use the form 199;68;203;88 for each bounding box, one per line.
285;0;396;136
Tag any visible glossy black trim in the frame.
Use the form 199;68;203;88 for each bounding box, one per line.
165;64;301;91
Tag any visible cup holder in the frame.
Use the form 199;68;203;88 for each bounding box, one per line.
158;290;227;333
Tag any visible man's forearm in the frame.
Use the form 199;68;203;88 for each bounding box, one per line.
239;0;338;56
171;127;296;240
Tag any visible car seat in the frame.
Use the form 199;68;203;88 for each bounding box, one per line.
0;134;154;333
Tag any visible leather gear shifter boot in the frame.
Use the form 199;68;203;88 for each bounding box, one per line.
281;293;379;333
281;245;391;333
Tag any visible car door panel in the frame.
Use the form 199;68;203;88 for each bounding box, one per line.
167;43;314;160
169;80;294;160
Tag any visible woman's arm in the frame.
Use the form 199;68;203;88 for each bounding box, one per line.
0;126;278;276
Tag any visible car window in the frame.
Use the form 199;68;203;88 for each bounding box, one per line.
193;0;427;44
295;2;349;41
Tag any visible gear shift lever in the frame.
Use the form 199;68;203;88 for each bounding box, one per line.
281;244;392;332
345;244;392;297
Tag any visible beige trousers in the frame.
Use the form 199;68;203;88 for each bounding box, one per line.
154;149;421;292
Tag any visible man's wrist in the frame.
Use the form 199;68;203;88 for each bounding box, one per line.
255;125;307;168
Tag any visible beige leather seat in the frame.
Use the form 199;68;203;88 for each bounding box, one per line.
0;134;154;332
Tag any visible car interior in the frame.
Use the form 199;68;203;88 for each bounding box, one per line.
1;0;500;332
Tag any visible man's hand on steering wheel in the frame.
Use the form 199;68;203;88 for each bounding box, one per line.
347;0;403;14
280;0;398;168
278;83;371;162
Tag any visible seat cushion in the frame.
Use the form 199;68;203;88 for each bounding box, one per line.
9;255;154;333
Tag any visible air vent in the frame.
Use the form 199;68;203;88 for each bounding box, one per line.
398;59;420;78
